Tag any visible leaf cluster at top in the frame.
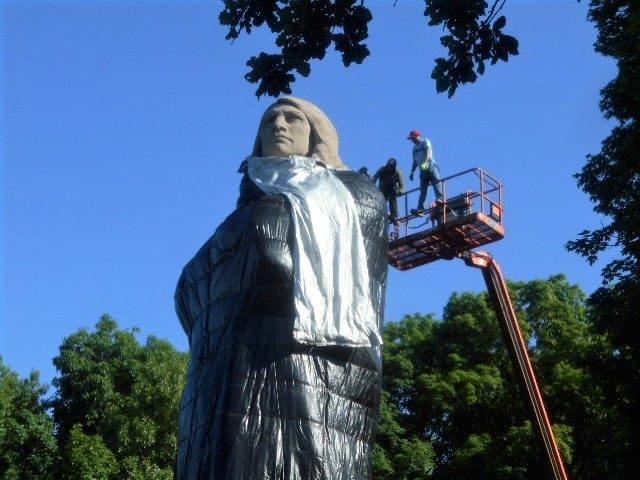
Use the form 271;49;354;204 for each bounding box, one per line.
219;0;519;97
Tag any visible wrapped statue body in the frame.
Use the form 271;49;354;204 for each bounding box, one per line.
174;97;388;479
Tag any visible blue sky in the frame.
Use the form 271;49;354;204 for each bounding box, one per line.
2;0;615;385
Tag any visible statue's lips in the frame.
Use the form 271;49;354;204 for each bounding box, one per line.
271;135;292;144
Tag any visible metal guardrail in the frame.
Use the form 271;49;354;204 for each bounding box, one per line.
393;167;504;239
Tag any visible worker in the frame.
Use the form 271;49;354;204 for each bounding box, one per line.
407;129;443;214
372;158;404;222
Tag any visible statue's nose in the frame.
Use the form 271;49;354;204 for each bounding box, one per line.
272;114;288;131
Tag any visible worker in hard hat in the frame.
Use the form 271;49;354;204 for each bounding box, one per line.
407;129;443;214
372;158;404;223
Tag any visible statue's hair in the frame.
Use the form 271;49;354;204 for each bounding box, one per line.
252;96;347;170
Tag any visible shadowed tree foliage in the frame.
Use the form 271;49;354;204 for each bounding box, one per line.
373;275;600;479
567;0;640;285
564;2;640;478
48;315;188;480
0;358;57;480
219;0;519;97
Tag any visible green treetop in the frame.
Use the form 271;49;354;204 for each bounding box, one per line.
0;357;57;480
49;315;188;480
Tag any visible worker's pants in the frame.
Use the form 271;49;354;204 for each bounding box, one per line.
381;189;399;219
417;166;444;210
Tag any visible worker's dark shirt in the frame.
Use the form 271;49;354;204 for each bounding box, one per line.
372;166;404;194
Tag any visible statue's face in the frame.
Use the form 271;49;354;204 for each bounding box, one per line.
259;104;311;157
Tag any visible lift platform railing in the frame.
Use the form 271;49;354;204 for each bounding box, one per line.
393;167;504;239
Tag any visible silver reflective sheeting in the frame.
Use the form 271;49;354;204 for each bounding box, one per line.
247;156;382;347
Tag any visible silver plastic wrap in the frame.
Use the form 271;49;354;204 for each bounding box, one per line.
175;165;388;479
247;156;381;347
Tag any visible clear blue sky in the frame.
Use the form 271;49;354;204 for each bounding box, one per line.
2;0;615;385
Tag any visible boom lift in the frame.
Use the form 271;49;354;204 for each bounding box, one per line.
388;168;569;480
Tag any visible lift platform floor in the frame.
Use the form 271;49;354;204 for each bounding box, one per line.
389;212;505;270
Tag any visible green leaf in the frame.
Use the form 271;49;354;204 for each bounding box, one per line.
493;15;507;32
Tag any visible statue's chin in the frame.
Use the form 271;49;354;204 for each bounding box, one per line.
263;150;308;158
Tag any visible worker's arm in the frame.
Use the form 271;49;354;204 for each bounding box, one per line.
409;151;417;181
371;167;383;185
397;169;405;193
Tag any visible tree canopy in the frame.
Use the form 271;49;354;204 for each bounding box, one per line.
0;272;636;478
567;0;640;286
219;0;519;97
0;358;57;480
48;315;189;480
565;1;640;477
374;275;597;479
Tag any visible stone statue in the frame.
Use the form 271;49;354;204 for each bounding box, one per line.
174;97;388;479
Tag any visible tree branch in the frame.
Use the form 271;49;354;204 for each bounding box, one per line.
484;0;508;26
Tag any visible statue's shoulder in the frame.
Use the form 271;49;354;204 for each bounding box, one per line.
175;195;292;335
178;194;290;286
177;207;249;290
333;169;386;213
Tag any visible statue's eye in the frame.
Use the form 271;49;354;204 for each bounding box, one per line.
286;113;303;123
